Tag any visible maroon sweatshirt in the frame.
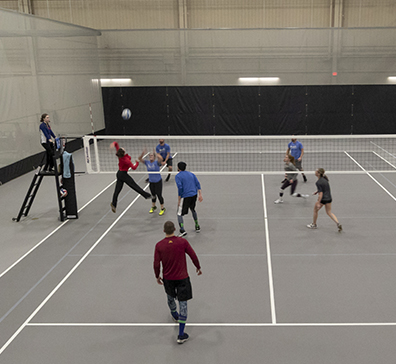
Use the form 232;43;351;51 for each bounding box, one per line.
154;236;201;280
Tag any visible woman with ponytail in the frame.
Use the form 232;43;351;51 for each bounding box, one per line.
39;113;56;171
307;168;342;232
274;154;309;204
109;141;152;213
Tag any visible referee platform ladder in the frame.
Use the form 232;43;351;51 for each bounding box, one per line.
13;152;67;222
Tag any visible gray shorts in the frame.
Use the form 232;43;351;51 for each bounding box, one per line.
295;159;303;170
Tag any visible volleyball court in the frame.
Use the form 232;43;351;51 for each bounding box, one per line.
1;134;396;363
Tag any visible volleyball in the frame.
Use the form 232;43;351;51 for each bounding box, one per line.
121;108;131;120
60;188;68;198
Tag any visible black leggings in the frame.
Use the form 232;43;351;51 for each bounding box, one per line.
281;179;298;195
149;180;164;204
112;171;151;207
41;142;55;170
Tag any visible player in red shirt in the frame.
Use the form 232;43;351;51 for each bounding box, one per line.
110;142;151;213
154;221;202;344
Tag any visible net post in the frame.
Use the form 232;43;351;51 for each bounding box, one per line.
83;136;94;174
93;136;101;173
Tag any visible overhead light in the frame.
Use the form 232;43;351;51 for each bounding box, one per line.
100;78;133;86
238;77;280;84
388;77;396;82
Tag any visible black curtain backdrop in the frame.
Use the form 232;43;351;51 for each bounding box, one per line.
102;85;396;135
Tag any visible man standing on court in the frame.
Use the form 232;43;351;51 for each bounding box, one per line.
156;139;173;182
175;161;203;237
154;221;202;344
287;135;307;182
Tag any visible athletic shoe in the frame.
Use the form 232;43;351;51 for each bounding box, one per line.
337;223;343;232
165;174;170;182
307;223;317;229
178;230;187;237
159;208;166;216
274;198;283;204
149;206;157;214
303;175;307;182
301;194;309;198
177;333;189;344
110;203;116;213
195;225;201;233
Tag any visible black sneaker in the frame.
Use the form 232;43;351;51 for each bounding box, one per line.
178;230;187;237
337;223;343;232
110;203;116;213
303;175;307;182
177;333;189;344
165;174;170;182
195;225;201;233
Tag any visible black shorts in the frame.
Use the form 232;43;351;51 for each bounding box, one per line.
163;277;192;301
166;158;173;167
178;195;197;216
320;199;332;205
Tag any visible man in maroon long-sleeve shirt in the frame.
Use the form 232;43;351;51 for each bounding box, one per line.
154;221;202;344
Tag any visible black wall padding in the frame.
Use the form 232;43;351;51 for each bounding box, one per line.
102;85;396;136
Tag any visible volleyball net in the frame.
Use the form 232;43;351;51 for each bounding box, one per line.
82;135;396;175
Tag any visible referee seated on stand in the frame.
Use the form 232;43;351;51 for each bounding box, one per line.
175;161;203;237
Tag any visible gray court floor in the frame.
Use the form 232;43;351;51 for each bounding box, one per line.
1;148;396;363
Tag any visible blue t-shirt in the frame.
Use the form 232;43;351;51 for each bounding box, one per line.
144;160;162;183
288;141;304;159
175;171;201;198
156;143;171;161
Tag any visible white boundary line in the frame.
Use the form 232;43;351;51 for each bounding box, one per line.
372;151;396;170
261;174;277;324
26;322;396;327
0;190;145;355
0;179;117;279
344;151;396;202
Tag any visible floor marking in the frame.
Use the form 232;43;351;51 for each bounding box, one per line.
0;180;116;279
372;151;396;170
261;174;277;324
26;322;396;327
344;151;396;201
0;190;143;355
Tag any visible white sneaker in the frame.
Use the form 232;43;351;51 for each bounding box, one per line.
291;193;298;197
274;198;283;204
302;194;309;198
307;223;317;229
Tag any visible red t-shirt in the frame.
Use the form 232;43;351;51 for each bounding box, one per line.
113;142;139;171
154;236;201;280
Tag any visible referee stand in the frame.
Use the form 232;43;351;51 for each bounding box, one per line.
13;138;78;222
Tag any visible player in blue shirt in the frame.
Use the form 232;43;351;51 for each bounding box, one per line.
139;149;166;215
175;161;203;237
156;139;173;182
287;136;307;182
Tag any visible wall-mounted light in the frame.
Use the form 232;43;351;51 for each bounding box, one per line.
100;78;133;87
388;77;396;83
238;77;280;84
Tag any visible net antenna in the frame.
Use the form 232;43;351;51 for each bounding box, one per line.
82;135;396;176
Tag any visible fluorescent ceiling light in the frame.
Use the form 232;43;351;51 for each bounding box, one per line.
100;78;133;86
238;77;280;84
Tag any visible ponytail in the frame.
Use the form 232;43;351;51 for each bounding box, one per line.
317;168;329;181
40;113;48;122
288;155;296;166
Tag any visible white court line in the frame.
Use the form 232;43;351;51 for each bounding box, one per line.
372;151;396;170
344;151;396;202
0;187;147;355
0;179;117;279
261;174;277;324
370;141;396;160
26;322;396;327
